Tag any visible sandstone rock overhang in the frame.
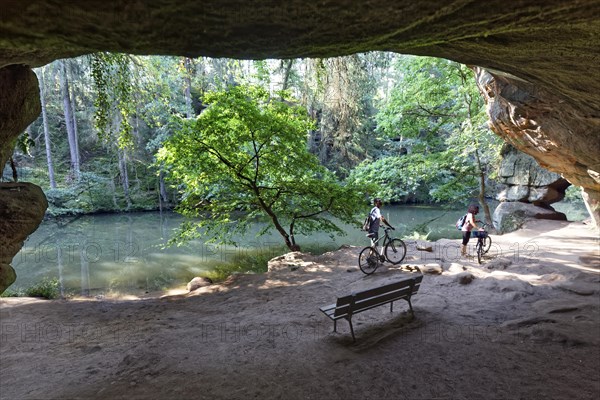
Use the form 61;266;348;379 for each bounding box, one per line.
0;1;597;109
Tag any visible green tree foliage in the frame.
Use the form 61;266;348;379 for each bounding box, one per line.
302;54;385;176
157;85;366;250
14;52;510;222
356;56;502;210
377;56;457;145
348;152;472;203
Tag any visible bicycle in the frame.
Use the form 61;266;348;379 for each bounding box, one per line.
473;221;493;264
358;226;407;275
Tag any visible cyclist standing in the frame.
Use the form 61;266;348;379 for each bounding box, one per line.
368;198;394;251
359;198;406;274
461;204;482;256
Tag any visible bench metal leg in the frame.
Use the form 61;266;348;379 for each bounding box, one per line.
333;320;337;332
390;301;394;313
407;297;415;317
347;318;356;342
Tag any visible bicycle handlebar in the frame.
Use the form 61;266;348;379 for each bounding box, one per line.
476;220;493;230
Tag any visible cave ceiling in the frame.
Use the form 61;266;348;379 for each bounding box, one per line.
0;1;597;110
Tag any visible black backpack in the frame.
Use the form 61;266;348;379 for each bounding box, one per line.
456;214;467;230
362;211;373;231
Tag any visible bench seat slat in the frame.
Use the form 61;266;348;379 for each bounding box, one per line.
353;288;413;312
320;306;351;320
319;303;336;315
353;280;413;301
319;308;351;321
320;299;352;320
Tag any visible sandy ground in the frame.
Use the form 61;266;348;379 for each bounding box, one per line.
1;219;599;400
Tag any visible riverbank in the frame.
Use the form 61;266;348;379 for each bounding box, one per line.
1;219;598;399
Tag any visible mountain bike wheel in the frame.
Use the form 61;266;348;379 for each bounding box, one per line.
359;246;380;275
385;238;407;265
482;236;492;254
477;240;484;264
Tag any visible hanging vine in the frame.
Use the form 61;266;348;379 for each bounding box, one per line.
90;52;134;148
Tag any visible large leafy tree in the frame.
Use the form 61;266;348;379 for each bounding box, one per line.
361;56;502;219
158;85;365;250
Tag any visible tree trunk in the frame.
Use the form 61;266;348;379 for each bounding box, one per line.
9;157;17;182
253;187;299;251
118;147;131;210
111;113;131;210
109;174;118;209
59;60;80;181
281;59;294;91
159;169;168;208
474;148;494;227
183;57;194;118
66;61;81;171
39;68;57;189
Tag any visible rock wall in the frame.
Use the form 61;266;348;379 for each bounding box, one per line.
493;202;567;234
0;183;48;293
0;65;41;169
475;69;600;227
497;145;570;205
494;145;572;232
0;66;46;293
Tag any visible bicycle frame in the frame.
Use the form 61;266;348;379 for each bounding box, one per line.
472;222;491;264
370;227;393;250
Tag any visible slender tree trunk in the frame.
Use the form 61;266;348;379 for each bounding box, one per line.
9;157;17;182
39;69;57;189
157;179;163;213
131;114;141;189
159;170;168;207
112;113;131;209
66;61;81;171
109;175;118;209
118;147;131;210
474;147;493;227
281;59;294;91
253;186;299;251
60;60;80;181
183;57;194;118
461;67;494;229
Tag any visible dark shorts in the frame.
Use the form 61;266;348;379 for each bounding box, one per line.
368;230;379;245
461;231;471;245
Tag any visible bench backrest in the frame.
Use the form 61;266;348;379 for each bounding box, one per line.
333;275;423;318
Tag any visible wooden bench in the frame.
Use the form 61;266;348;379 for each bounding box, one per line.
319;274;423;341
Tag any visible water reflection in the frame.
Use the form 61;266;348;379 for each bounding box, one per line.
12;211;287;296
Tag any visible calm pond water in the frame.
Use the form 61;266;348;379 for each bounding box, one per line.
10;201;587;296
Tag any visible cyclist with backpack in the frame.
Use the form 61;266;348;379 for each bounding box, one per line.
367;198;394;251
460;204;482;257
